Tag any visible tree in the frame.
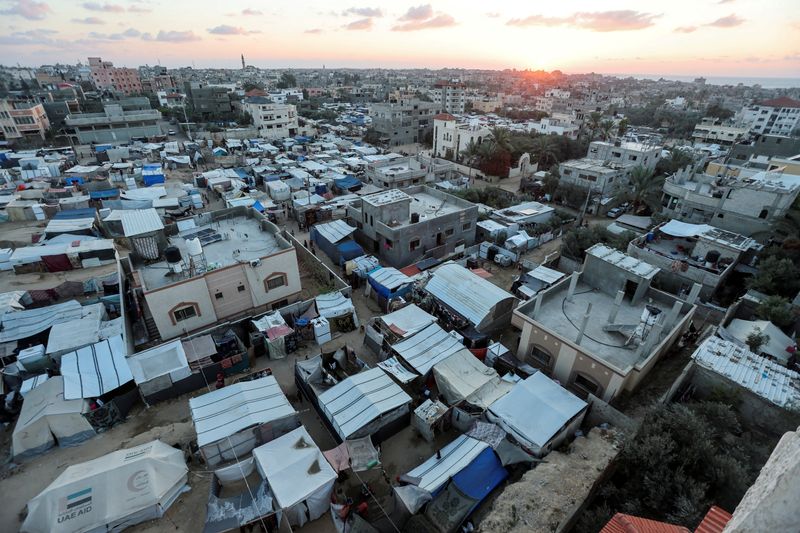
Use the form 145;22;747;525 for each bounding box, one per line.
657;148;695;175
616;166;664;214
748;256;800;297
756;295;795;329
745;327;770;353
488;127;513;154
617;118;629;138
531;136;558;168
242;81;264;92
599;119;615;141
705;103;734;120
586;111;603;139
460;139;482;177
276;71;296;89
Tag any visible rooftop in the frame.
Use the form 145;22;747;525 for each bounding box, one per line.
757;96;800;108
587;244;659;280
561;157;633;173
361;189;411;207
139;213;289;291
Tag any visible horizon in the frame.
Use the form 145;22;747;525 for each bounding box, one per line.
1;0;798;77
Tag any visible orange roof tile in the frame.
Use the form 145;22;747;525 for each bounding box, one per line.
694;506;732;533
601;513;691;533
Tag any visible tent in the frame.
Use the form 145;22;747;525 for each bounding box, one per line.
392;322;466;376
310;220;361;265
315;292;359;325
142;165;166;186
318;367;412;442
333;175;362;192
722;319;797;366
126;339;192;399
12;377;95;460
367;267;414;302
189;376;299;466
21;440;188;533
253;426;337;528
378;304;437;339
60;335;134;400
401;435;489;495
432;349;513;409
487;372;588;457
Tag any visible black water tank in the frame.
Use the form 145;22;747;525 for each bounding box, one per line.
705;250;721;264
164;246;182;264
410;212;420;223
487;246;499;261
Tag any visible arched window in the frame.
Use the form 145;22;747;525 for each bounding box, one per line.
527;345;553;370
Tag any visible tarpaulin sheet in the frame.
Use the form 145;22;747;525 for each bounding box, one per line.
60;335;134;400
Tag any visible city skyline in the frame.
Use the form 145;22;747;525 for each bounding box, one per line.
1;0;798;77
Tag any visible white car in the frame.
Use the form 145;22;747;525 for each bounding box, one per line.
168;130;177;135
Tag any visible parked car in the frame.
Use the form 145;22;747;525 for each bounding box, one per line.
606;207;623;218
168;130;177;135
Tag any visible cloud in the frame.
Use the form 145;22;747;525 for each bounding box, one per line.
705;14;744;27
128;5;150;12
784;53;800;61
208;25;250;35
400;4;433;21
241;8;262;16
142;30;200;42
343;7;382;17
507;10;660;32
82;2;124;13
72;16;104;24
85;26;141;40
344;17;373;30
0;28;65;46
392;13;456;31
486;12;500;18
674;25;697;33
121;27;140;37
718;0;734;3
0;0;51;20
305;28;323;34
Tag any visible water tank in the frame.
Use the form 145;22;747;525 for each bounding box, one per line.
410;212;420;224
164;246;182;264
704;250;721;264
186;237;203;257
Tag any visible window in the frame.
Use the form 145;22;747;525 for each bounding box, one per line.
572;373;601;398
445;228;454;236
266;275;286;290
173;305;197;322
527;346;552;369
410;238;420;251
215;292;224;300
462;222;471;231
385;239;393;249
758;209;768;219
237;285;246;292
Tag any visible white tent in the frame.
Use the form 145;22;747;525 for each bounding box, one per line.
402;435;488;494
487;373;588;457
392;322;465;376
12;377;95;460
379;304;437;339
60;335;134;400
723;319;797;366
253;426;337;528
318;367;411;441
432;349;513;409
189;376;299;465
126;339;192;398
21;440;188;533
315;292;359;324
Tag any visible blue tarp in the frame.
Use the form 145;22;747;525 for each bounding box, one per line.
95;144;113;152
143;173;165;186
334;176;362;191
53;208;96;220
263;174;282;182
89;189;120;199
314;184;327;196
335;240;364;264
252;200;265;212
143;163;161;170
233;168;249;179
452;448;507;503
367;267;413;299
65;177;85;186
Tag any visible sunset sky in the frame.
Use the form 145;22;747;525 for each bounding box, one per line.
1;0;799;77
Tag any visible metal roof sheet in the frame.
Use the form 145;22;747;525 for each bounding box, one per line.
313;219;356;244
119;208;164;237
587;243;659;279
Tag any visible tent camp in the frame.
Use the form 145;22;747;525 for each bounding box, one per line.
378;304;437;340
315;292;359;326
367;267;414;306
432;350;513;409
317;367;412;442
253;426;337;528
310;219;363;265
21;440;188;533
487;372;588;457
401;435;489;494
391;322;466;376
425;262;519;333
59;335;133;400
12;376;95;460
126;339;192;401
189;376;300;465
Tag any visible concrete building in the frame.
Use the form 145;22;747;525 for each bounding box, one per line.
727;134;800;168
587;140;662;172
156;91;186;109
241;97;298;140
370;99;438;147
692;118;749;146
184;82;233;118
661;165;800;238
131;208;302;342
627;220;756;300
737;97;800;136
432;113;491;160
527;114;580;139
433;81;466;114
88;57;142;95
558;158;635;192
512;244;696;401
347;186;478;268
366;155;454;189
471;99;501;113
66;102;161;144
0;99;50;140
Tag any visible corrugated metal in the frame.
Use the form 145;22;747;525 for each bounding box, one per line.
368;267;413;291
694;506;732;533
425;263;515;328
692;336;800;408
392;322;465;375
601;513;690;533
120;208;164;237
313;219;356;244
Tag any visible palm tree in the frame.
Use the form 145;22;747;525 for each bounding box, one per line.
586;112;603;140
531;136;558;169
460;139;482;179
618;166;665;214
617;118;629;138
488;127;513;154
599;119;615;141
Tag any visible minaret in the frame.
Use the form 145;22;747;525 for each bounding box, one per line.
241;54;245;69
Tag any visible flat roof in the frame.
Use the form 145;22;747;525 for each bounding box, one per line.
561;158;632;173
407;192;464;220
362;189;411;207
587;244;659;279
139;215;287;291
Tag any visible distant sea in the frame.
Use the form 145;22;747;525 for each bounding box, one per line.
618;74;800;89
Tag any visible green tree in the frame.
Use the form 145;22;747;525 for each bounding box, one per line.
276;71;296;89
586;111;603;140
616;166;664;214
745;327;770;353
748;256;800;297
531;136;558;168
657;148;695;175
756;295;795;329
460;139;482;177
488;127;513;154
599;119;616;141
617;117;629;138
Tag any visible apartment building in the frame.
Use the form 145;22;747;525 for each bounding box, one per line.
0;99;50;140
65;102;161;144
737;97;800;136
184;82;234;118
346;186;478;268
433;81;466;114
369;99;438;147
241;97;299;140
432;113;491;160
587;140;662;172
366;155;455;188
558;158;635;192
528;114;580;139
88;57;142;95
156;91;186;109
661;165;800;237
692;118;749;146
